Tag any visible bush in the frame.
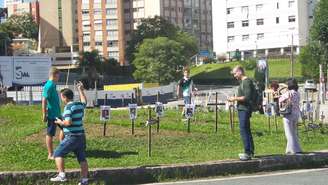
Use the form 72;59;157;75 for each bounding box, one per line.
239;59;257;70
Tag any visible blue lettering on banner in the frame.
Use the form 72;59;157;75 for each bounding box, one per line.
15;66;30;80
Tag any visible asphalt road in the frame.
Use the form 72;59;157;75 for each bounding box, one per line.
145;168;328;185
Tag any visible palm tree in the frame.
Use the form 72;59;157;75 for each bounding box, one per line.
79;50;103;89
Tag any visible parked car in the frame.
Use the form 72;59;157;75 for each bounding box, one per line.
304;79;317;90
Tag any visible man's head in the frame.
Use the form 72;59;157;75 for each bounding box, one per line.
231;65;245;80
60;88;74;104
183;68;190;78
49;67;60;82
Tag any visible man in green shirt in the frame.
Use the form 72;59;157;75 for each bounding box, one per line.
228;65;255;161
42;67;63;160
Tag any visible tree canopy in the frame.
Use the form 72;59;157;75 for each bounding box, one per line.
133;37;187;84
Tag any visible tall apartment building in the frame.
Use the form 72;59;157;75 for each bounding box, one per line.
226;0;318;59
78;0;213;66
6;1;39;24
39;0;79;68
4;0;35;7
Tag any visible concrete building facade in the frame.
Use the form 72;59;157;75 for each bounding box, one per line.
39;0;79;68
225;0;318;59
78;0;213;66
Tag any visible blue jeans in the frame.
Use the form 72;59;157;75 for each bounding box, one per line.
238;110;254;155
183;96;191;105
54;134;87;163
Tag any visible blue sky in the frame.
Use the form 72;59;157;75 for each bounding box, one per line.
0;0;3;7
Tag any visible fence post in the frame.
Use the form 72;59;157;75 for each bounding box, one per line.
148;106;152;157
156;91;160;133
215;92;218;133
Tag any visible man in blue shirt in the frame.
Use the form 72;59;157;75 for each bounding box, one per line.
51;82;89;185
42;67;63;160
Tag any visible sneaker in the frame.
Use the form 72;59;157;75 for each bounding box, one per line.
239;153;252;161
78;181;88;185
50;175;67;182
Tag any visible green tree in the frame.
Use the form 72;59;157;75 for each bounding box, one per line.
102;58;121;76
0;29;11;56
133;37;187;84
79;50;103;89
299;0;328;78
4;13;38;40
126;16;178;63
126;16;198;64
299;41;324;79
173;31;198;58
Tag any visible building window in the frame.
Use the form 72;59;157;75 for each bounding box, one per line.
82;0;89;4
82;9;89;15
95;31;102;36
106;8;117;15
277;2;279;9
106;0;116;4
227;36;235;43
107;41;118;47
256;4;263;11
276;17;279;24
227;8;233;15
288;16;296;22
83;42;90;46
94;8;102;15
242;20;249;27
95;42;102;46
94;0;101;3
241;6;248;14
257;19;264;25
257;33;264;40
227;22;234;28
242;35;249;41
288;0;295;8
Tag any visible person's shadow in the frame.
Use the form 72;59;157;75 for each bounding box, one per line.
67;150;138;159
86;150;138;159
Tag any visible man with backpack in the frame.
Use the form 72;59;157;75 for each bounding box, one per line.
228;65;255;161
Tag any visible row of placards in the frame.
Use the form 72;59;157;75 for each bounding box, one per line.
100;103;197;121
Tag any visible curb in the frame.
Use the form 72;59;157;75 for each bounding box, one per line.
1;152;328;185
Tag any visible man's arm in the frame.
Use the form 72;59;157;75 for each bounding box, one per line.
41;98;47;122
177;84;181;98
77;81;87;104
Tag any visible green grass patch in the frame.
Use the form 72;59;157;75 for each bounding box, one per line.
0;104;327;172
191;59;303;84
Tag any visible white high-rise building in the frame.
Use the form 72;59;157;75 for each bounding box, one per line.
225;0;318;59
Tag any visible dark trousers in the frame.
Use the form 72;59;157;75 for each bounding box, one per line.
238;110;254;155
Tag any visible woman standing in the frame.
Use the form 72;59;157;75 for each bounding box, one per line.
279;78;302;154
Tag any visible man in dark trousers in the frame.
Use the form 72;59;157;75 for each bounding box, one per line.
228;65;255;161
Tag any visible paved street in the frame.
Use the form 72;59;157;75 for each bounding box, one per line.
146;168;328;185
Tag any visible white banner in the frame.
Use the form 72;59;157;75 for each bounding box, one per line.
13;56;51;85
0;57;13;87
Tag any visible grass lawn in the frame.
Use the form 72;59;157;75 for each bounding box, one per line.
0;104;327;172
191;59;303;83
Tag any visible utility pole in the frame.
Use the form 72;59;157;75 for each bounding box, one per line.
290;34;294;77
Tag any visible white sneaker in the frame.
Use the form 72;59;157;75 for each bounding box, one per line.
50;175;67;182
78;181;88;185
239;153;252;161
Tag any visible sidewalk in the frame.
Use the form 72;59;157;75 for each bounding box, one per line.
1;151;328;185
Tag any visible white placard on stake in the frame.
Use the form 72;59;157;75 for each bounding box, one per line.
155;102;164;117
185;104;195;119
129;104;138;120
100;106;111;121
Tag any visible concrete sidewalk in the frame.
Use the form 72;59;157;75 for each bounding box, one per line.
1;151;328;185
